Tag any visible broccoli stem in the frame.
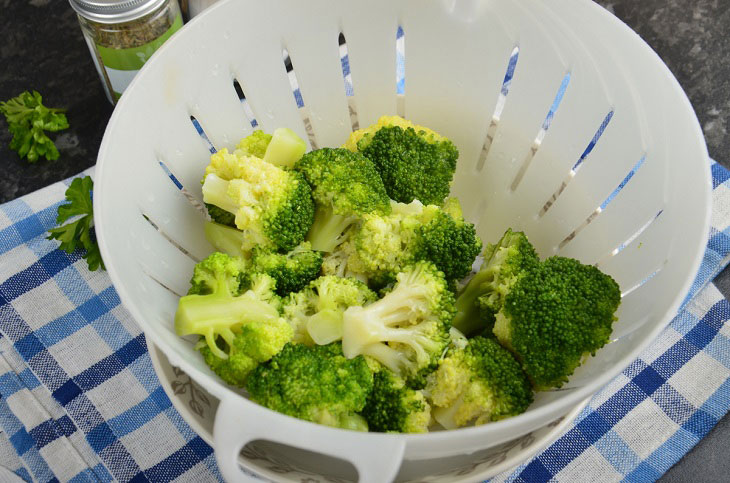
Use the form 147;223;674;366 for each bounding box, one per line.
202;174;239;215
452;270;493;336
175;293;279;357
204;221;246;258
306;205;357;252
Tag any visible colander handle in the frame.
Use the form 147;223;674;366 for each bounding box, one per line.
213;395;406;483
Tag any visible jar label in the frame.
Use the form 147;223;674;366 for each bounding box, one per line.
96;14;183;98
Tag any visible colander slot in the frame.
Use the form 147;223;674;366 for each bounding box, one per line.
619;261;666;299
157;160;206;215
475;46;520;172
556;155;647;251
509;72;571;191
282;48;318;149
538;110;615;217
232;79;259;129
339;32;359;131
141;213;201;264
594;210;664;266
189;115;216;153
396;25;405;117
145;271;184;298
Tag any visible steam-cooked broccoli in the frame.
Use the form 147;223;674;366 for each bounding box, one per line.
250;242;323;296
345;115;458;205
295;147;391;253
425;336;533;429
361;367;431;433
493;256;621;389
283;275;377;345
202;149;314;253
174;252;283;359
349;199;481;284
246;342;373;431
452;229;539;336
341;261;454;388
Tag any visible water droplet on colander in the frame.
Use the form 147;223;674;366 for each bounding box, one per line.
175;149;183;156
211;64;220;77
223;31;231;39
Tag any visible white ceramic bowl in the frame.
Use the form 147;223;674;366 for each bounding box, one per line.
94;0;710;480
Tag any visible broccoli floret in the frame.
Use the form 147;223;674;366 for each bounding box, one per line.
174;253;283;359
452;229;539;336
361;368;431;433
345;115;458;205
205;203;236;227
199;318;293;387
246;342;373;431
250;242;323;296
350;200;481;284
425;336;533;429
263;128;307;168
235;130;272;158
493;256;621;389
283;276;377;345
202;149;314;252
341;261;454;388
295;147;391;253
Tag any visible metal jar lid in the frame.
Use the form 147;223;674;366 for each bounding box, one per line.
68;0;169;24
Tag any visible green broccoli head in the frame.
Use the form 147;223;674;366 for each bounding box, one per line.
341;261;454;388
174;253;283;359
295;147;391;253
205;203;237;227
351;200;481;285
361;367;431;433
493;256;621;389
452;229;539;336
246;342;373;431
347;116;458;205
250;242;323;297
425;336;533;429
235;130;272;159
200;318;293;387
202;149;314;253
283;275;377;346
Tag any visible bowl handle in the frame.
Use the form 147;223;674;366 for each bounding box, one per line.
213;395;406;482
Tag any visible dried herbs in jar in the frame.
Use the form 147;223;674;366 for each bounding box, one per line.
69;0;183;104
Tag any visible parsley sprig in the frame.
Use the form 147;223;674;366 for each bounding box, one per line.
0;90;69;162
47;176;105;271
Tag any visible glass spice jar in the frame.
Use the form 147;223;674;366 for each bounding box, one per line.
69;0;183;104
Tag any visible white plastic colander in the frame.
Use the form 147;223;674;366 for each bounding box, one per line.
94;0;711;481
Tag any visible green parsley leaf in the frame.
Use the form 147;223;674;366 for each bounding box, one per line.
47;176;105;271
0;90;69;162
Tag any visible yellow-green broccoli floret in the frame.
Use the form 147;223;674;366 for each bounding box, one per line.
250;242;323;297
202;149;314;253
361;367;431;433
345;115;458;206
425;336;533;429
199;318;293;387
246;342;373;431
235;130;272;159
350;199;481;284
341;261;454;388
493;256;621;389
283;275;377;346
174;253;283;359
295;147;391;253
453;229;539;336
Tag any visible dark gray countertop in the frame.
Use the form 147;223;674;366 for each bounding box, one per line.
1;0;728;481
